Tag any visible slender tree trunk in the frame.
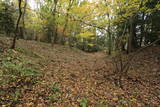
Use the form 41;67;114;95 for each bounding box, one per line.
62;0;74;45
139;13;145;47
22;0;27;39
51;0;58;46
54;27;58;43
107;14;111;55
108;31;111;55
11;0;22;49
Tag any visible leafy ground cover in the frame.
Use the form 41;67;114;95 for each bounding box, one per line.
0;38;159;106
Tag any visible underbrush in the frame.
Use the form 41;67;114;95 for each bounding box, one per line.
0;49;41;105
108;46;160;106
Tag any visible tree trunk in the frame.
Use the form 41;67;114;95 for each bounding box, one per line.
62;0;74;45
127;17;136;53
11;0;22;49
51;0;58;46
107;14;111;55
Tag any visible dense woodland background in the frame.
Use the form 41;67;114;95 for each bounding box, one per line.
1;0;160;53
0;0;160;106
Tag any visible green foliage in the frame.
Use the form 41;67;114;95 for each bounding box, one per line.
76;42;100;52
77;32;95;39
0;1;15;35
0;49;41;85
51;86;60;92
80;98;88;107
48;93;60;102
49;84;61;102
12;89;21;103
70;32;101;52
0;48;42;105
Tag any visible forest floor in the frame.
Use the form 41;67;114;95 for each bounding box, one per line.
0;37;160;107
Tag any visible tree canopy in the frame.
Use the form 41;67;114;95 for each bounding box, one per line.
0;0;160;52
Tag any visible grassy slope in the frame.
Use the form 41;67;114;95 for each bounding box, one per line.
0;38;160;106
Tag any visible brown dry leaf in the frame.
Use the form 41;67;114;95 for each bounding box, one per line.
26;102;34;107
112;97;119;102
